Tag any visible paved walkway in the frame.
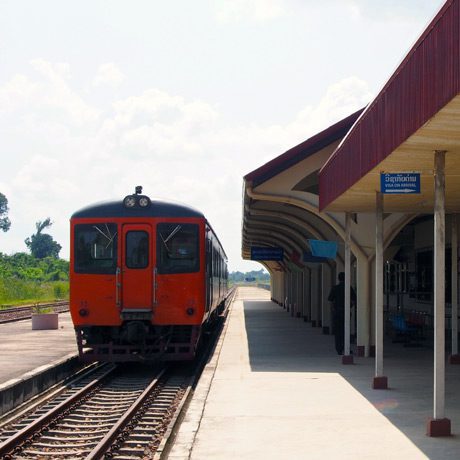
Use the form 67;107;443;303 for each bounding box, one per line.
0;312;77;386
168;287;460;459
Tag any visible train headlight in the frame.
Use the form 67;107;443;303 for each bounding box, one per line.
123;195;136;208
139;196;151;207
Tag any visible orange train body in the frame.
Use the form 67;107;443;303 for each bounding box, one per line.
69;189;228;362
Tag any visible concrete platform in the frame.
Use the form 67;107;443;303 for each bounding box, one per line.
0;312;77;386
168;287;460;460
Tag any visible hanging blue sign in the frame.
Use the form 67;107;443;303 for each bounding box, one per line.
308;240;338;259
380;173;420;194
250;247;284;261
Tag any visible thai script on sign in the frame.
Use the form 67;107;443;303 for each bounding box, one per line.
380;173;420;194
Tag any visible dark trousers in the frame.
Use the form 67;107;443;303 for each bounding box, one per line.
333;314;344;355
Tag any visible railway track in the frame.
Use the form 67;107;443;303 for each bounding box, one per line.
0;361;191;459
0;289;236;458
0;301;69;324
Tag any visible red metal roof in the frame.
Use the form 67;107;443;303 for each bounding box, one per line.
319;0;459;210
244;109;364;187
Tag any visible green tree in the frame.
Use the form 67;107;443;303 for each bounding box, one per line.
0;193;11;232
25;218;62;259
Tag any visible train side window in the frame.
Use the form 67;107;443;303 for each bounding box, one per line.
126;231;149;269
74;223;118;274
157;223;199;274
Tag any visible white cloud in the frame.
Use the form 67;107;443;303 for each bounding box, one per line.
343;0;444;23
93;63;126;88
286;76;371;141
0;59;101;126
216;0;287;22
0;75;40;112
0;60;371;271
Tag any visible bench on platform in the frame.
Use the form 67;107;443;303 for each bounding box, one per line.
390;311;426;346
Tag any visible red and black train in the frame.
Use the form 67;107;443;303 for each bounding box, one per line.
69;187;228;362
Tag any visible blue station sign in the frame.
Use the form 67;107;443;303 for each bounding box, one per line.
250;247;284;261
308;240;338;259
380;172;420;194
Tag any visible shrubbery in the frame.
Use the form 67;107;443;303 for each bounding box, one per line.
0;252;69;306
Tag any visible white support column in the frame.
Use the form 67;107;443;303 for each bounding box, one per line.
451;214;459;361
297;271;302;317
292;271;297;315
322;265;332;334
302;269;307;319
356;255;370;357
434;151;446;420
282;271;287;306
428;150;451;436
300;271;304;318
275;271;280;302
343;212;353;363
373;192;387;388
311;267;319;326
288;271;293;312
304;268;311;321
317;265;322;326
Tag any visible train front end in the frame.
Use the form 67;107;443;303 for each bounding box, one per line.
69;188;207;362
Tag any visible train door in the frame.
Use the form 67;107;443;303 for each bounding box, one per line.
121;224;153;309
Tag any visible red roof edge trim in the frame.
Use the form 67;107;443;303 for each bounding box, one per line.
325;0;453;171
319;0;459;211
244;108;364;187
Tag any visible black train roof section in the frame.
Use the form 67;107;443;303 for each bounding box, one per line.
71;199;205;219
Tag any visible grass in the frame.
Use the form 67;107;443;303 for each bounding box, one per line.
0;278;69;308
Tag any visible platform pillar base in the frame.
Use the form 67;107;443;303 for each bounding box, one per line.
372;376;388;389
342;355;354;365
427;418;451;437
449;354;460;364
357;346;365;357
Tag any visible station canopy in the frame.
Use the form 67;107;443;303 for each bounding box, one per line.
319;0;460;213
243;0;460;267
242;110;363;270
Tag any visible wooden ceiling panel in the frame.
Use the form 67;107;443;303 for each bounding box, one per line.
326;95;460;213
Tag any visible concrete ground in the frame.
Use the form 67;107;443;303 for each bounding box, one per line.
0;312;77;386
168;286;460;460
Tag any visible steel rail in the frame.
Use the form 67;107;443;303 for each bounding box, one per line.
0;362;102;431
0;364;116;457
86;366;167;460
0;301;69;324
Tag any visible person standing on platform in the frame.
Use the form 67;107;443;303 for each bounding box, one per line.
328;272;356;355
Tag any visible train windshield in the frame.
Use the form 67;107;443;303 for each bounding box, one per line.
157;223;199;274
125;231;149;269
74;223;118;274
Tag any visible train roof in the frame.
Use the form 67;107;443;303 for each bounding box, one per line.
71;199;205;219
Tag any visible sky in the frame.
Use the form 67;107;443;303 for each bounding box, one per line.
0;0;446;272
